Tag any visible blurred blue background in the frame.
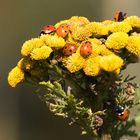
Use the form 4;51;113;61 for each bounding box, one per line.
0;0;140;140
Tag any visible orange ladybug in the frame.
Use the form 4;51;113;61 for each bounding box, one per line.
80;41;92;57
114;11;127;22
115;106;129;121
63;43;77;56
56;24;69;38
40;25;56;35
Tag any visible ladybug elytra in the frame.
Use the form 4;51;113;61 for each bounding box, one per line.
40;25;56;35
56;24;69;38
115;105;129;121
63;43;77;56
80;41;92;57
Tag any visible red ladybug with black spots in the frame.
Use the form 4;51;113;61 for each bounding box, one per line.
40;25;56;35
115;105;129;121
63;43;77;56
80;41;92;57
56;24;69;38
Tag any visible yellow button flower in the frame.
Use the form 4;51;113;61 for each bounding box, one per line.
124;16;140;28
86;22;108;37
55;20;69;28
105;32;128;50
88;38;102;46
99;45;113;56
71;25;92;41
126;36;140;56
108;22;132;33
69;16;90;26
40;34;65;48
102;20;115;26
100;54;123;72
63;52;85;73
31;45;53;60
83;56;101;76
8;66;24;87
66;34;81;47
21;38;45;56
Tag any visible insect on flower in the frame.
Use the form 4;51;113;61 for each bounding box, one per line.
56;24;70;38
40;25;56;35
80;41;92;57
115;105;129;121
114;11;127;22
63;43;78;56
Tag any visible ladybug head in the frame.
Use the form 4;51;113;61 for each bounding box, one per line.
115;105;124;113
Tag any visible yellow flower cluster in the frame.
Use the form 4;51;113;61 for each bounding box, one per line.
100;54;123;72
21;38;45;56
126;36;140;55
71;25;92;41
40;34;65;48
107;22;132;33
124;16;140;28
105;32;128;50
8;66;24;87
30;45;52;60
86;22;108;37
62;53;85;73
8;15;140;87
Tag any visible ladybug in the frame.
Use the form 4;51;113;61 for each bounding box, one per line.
114;11;127;22
40;25;56;35
115;105;129;121
56;24;69;38
63;43;77;56
80;41;92;57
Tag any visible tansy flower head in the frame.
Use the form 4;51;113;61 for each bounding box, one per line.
8;66;24;87
126;36;140;56
71;25;92;41
100;54;123;72
31;45;53;60
114;68;121;75
62;52;85;73
87;45;113;60
102;20;115;26
86;22;108;37
90;45;102;57
66;34;81;47
40;34;65;48
83;56;101;76
124;16;140;28
99;45;113;56
17;57;36;71
108;22;132;33
55;20;69;28
105;32;128;50
88;38;102;46
21;38;45;56
69;16;90;27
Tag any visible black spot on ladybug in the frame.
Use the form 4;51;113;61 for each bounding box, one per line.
70;50;72;52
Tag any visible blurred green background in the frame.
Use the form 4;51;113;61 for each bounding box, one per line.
0;0;140;140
